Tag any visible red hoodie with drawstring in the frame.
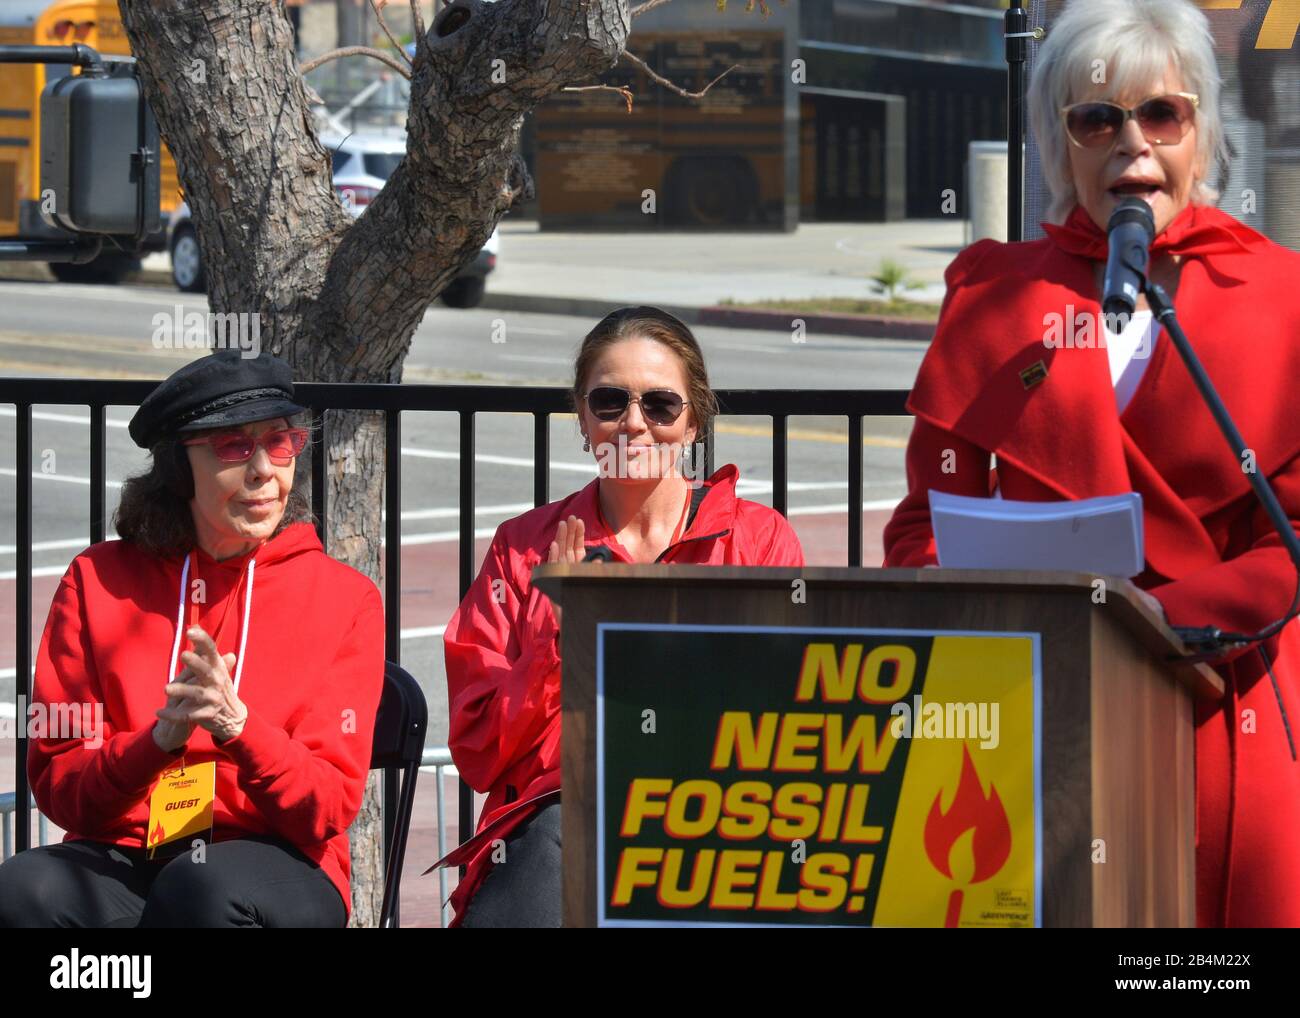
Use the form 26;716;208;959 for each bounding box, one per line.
27;521;385;921
441;464;805;924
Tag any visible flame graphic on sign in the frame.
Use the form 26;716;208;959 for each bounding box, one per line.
923;743;1011;926
148;820;166;848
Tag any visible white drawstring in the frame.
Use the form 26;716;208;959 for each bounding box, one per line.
166;553;256;694
233;560;254;695
165;554;190;688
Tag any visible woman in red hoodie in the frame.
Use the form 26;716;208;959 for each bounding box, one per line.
882;0;1300;926
0;351;384;928
441;306;806;927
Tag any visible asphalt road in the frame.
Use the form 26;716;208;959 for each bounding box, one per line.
0;278;926;747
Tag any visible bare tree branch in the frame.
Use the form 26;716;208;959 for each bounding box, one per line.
371;0;414;67
563;83;634;112
410;0;431;62
630;0;674;17
620;48;736;99
299;45;412;78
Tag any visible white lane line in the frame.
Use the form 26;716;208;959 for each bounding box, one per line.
0;467;124;488
0;409;603;475
0;282;208;309
0;508;525;557
0;502;900;573
0;407;131;428
710;340;792;356
788;499;901;515
0;536;117;554
398;445;596;475
497;354;571;364
0;527;511;577
400;502;532;521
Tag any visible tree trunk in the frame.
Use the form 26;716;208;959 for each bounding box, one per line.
116;0;628;925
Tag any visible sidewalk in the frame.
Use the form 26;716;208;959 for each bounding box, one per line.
2;218;964;338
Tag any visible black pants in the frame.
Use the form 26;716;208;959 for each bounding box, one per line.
460;802;562;928
0;836;346;928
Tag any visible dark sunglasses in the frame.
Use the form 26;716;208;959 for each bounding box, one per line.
182;427;310;465
1061;92;1198;150
584;386;688;426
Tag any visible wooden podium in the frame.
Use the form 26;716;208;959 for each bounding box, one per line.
533;565;1222;929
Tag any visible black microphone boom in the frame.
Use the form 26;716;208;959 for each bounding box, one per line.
1103;197;1155;320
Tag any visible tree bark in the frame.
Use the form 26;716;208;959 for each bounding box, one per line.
116;0;629;925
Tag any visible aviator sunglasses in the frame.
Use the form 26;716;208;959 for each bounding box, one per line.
183;427;310;465
584;386;689;426
1060;92;1199;150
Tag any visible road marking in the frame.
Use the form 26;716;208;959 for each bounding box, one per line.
717;420;908;449
400;502;533;521
0;407;910;448
0;468;123;488
788;499;901;515
497;354;572;365
0;281;209;309
711;340;790;356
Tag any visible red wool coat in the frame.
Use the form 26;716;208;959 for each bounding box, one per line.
440;465;805;924
882;203;1300;927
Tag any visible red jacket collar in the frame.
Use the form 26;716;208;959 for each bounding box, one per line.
907;209;1300;582
1040;202;1264;263
572;464;740;552
189;520;321;573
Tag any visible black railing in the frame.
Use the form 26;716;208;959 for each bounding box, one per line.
0;379;910;872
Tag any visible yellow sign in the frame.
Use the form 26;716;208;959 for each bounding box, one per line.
146;761;215;860
597;625;1041;926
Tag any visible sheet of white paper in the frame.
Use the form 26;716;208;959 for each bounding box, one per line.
928;490;1144;577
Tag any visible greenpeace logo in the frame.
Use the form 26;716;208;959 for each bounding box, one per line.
50;950;151;998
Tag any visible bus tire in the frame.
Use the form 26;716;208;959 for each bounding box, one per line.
48;253;140;285
440;275;486;309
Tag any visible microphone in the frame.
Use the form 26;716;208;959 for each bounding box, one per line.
1102;197;1155;320
582;545;614;563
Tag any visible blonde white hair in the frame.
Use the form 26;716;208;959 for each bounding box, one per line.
1028;0;1229;224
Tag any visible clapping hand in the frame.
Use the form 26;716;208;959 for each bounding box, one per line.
156;626;249;744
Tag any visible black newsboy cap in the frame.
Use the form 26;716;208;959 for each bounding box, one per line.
128;350;307;449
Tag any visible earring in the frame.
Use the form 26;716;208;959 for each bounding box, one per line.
583;435;591;452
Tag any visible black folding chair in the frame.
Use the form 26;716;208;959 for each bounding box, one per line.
372;660;428;929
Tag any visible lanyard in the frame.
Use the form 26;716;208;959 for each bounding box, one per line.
165;551;255;695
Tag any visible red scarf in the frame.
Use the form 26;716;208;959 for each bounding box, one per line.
1040;202;1264;261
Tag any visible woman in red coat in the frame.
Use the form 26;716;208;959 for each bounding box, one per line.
883;0;1300;927
441;306;805;926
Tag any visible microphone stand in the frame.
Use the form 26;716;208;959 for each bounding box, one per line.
1142;277;1300;661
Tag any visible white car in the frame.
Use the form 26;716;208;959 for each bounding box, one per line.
169;133;499;307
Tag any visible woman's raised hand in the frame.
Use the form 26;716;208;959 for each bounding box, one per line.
547;515;586;565
544;515;586;631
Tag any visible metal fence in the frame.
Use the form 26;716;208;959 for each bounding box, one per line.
0;378;910;923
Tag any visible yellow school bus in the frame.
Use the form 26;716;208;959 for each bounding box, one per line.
0;0;180;281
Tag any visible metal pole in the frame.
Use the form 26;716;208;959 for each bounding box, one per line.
1005;4;1029;242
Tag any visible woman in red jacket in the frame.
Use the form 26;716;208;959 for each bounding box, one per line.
883;0;1300;926
0;351;384;928
442;305;805;926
